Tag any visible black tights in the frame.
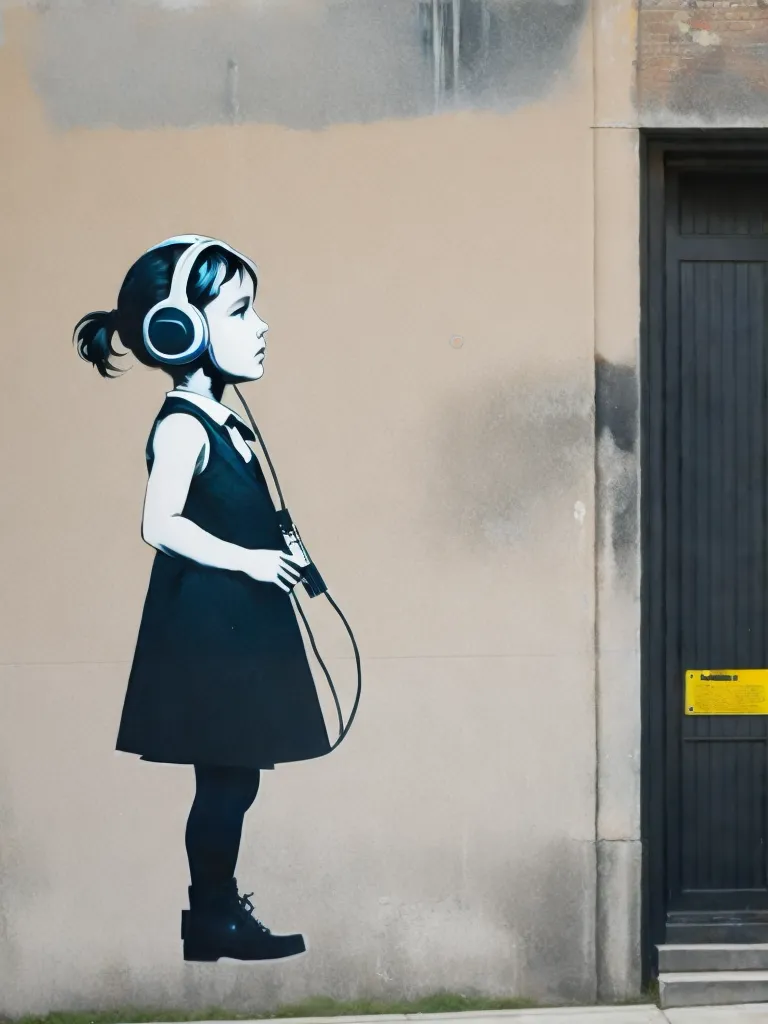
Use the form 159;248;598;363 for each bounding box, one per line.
185;764;261;892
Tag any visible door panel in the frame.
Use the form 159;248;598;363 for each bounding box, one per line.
644;153;768;952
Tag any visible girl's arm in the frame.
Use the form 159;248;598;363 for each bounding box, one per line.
141;413;303;593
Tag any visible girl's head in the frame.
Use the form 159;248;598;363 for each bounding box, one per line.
74;237;268;388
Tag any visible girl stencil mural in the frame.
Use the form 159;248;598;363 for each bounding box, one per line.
74;235;355;963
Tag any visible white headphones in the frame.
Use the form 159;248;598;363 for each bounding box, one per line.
142;235;258;366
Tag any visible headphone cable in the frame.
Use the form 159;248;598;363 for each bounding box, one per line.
233;384;361;751
233;385;287;511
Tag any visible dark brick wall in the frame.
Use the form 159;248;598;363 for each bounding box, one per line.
638;1;768;121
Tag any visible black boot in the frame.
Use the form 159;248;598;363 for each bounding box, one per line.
181;879;306;962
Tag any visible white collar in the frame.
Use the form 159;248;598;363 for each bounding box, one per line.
166;389;248;428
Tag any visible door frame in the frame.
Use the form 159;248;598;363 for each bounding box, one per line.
640;130;768;983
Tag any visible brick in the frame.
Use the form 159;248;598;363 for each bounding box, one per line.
637;0;768;112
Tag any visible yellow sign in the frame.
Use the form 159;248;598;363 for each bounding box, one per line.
685;669;768;715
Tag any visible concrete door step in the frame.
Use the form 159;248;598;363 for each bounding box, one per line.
659;969;768;1008
666;1006;768;1022
659;943;768;973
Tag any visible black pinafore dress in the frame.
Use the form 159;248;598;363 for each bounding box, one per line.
116;397;331;770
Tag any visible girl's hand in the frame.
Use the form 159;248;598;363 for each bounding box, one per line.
241;549;305;593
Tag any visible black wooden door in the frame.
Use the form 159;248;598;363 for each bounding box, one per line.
644;144;768;953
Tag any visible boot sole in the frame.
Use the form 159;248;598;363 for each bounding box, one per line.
183;945;307;962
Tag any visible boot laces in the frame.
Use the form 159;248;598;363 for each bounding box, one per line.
236;891;271;934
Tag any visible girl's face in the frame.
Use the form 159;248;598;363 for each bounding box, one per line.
204;270;268;382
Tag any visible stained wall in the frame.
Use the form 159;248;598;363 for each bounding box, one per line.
0;0;643;1013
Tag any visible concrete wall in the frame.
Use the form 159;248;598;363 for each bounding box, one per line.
0;0;643;1014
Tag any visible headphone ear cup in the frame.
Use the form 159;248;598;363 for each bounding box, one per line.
144;303;208;364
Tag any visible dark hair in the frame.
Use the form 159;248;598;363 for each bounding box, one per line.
73;242;257;381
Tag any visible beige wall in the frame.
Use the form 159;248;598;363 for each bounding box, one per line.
0;1;645;1014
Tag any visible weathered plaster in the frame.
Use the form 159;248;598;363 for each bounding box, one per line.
595;358;639;576
17;0;588;130
0;0;651;1012
433;369;593;550
591;117;642;1001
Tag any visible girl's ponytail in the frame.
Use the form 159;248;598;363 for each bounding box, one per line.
73;309;124;378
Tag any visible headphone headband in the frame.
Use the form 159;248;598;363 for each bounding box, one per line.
142;236;258;366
